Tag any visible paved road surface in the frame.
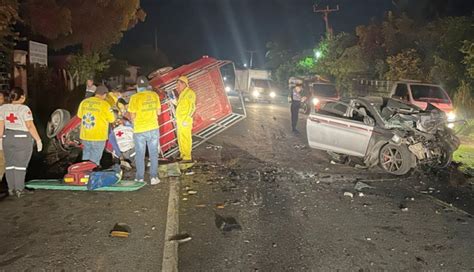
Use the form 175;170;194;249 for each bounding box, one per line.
0;101;472;271
180;101;474;271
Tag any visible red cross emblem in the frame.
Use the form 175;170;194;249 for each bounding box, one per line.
6;113;18;123
116;131;124;137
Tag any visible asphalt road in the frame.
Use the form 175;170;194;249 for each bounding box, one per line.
0;180;169;270
179;101;474;271
0;100;472;271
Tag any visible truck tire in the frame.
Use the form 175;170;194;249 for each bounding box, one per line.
379;143;413;175
46;109;71;139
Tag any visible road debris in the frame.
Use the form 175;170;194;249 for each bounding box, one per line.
215;203;225;209
169;233;192;243
206;144;223;151
187;190;197;195
195;204;207;208
215;213;242;232
293;144;306;150
399;204;409;212
110;223;131;238
354;181;374;191
185;171;195;176
343;192;354;198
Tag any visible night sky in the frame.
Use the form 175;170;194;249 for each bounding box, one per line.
114;0;468;68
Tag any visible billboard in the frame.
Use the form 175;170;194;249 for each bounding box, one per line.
29;41;48;66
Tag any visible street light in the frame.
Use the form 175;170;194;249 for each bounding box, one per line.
243;63;248;68
314;50;322;59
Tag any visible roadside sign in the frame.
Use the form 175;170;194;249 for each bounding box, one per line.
29;41;48;66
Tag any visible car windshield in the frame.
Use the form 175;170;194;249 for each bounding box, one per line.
410;84;450;103
312;84;338;97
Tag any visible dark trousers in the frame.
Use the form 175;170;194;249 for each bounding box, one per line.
290;101;301;131
3;130;33;191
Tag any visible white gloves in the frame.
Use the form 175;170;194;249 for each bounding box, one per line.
36;140;43;152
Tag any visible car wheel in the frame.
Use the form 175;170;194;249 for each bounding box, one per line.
433;146;453;169
379;143;413;175
46;109;71;139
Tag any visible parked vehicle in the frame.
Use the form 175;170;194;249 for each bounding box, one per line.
306;97;460;175
389;80;456;123
235;69;277;103
46;57;246;165
301;81;341;114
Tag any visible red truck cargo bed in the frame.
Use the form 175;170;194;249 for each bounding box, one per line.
55;57;245;159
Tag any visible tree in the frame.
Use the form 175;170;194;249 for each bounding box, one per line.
0;0;20;67
461;40;474;80
425;16;474;93
385;49;423;80
264;41;291;71
66;53;109;90
22;0;146;53
99;58;129;80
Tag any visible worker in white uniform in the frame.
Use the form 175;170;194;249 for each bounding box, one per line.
0;87;42;198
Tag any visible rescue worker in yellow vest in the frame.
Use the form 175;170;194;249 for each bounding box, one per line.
174;76;196;162
105;83;121;108
77;85;115;166
128;76;161;185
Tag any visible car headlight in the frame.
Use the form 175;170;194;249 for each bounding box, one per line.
252;90;260;98
312;98;320;106
225;86;231;92
446;111;456;122
269;91;276;98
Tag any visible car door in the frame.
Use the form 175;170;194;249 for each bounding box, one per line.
307;102;374;157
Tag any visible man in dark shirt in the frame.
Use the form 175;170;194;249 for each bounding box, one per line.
289;83;306;133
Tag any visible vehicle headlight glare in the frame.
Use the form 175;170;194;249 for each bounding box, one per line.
252;90;260;98
447;111;456;122
312;98;320;106
269;91;276;98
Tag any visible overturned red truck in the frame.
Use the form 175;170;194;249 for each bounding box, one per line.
46;57;245;164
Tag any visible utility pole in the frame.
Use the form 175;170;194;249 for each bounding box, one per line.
313;4;339;39
246;50;257;69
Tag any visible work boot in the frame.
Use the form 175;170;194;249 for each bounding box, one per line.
15;190;23;198
150;177;161;185
179;159;194;164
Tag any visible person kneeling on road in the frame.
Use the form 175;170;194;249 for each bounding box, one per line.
0;87;42;198
128;76;161;185
77;85;115;166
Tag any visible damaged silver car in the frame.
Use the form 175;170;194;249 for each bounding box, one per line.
306;97;460;175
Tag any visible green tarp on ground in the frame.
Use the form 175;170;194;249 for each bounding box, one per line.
26;180;145;192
